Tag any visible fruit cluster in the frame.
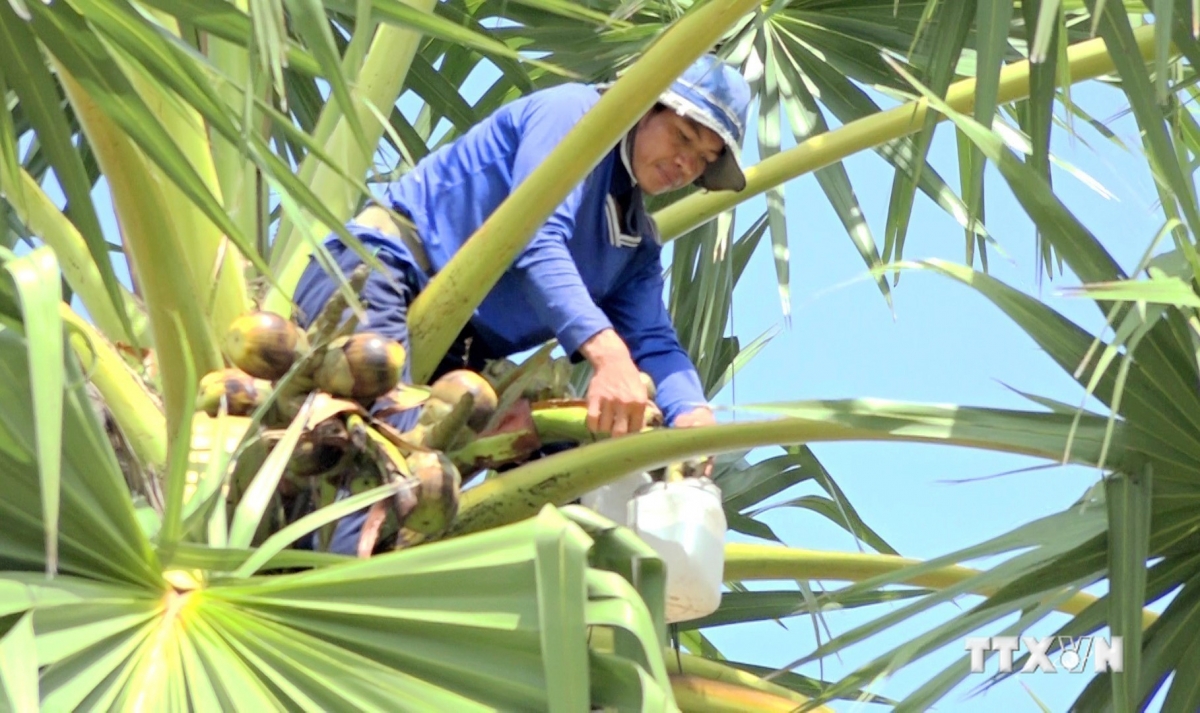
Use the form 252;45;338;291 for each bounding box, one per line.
197;293;506;555
192;259;667;555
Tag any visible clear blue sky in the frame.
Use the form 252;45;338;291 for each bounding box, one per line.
33;51;1169;711
696;78;1170;711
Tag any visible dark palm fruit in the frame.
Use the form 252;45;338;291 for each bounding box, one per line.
284;418;350;479
286;438;344;479
197;368;272;417
429;369;499;432
223;311;308;381
314;333;406;401
401;451;461;534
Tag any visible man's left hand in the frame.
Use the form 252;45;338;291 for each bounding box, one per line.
673;407;716;478
673;407;715;429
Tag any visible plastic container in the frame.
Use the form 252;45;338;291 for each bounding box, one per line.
628;477;727;623
579;471;652;525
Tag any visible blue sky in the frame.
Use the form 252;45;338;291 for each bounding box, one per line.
693;78;1170;710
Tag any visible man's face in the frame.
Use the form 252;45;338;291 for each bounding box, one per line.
631;108;725;195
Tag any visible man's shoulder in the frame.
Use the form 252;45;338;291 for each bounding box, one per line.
515;82;602;118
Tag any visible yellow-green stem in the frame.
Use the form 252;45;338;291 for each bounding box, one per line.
266;5;436;307
670;675;805;713
448;409;1097;537
653;22;1160;240
61;304;166;470
125;10;250;339
405;0;762;383
56;66;222;440
0;165;143;346
724;544;1159;630
665;653;830;712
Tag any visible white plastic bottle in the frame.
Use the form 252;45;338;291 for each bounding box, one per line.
628;477;727;623
580;471;652;525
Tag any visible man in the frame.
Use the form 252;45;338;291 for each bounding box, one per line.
295;54;750;435
292;55;750;550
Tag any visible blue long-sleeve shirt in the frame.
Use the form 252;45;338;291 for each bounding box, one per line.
380;83;708;424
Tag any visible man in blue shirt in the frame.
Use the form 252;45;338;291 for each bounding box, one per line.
294;54;751;444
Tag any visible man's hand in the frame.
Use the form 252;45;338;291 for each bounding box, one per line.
674;407;716;478
580;329;648;437
673;406;715;429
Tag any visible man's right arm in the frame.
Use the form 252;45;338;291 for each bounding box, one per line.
504;87;615;357
498;88;652;435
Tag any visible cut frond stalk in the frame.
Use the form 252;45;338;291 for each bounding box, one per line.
654;22;1161;240
61;304;166;471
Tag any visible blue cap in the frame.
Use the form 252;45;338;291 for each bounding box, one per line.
600;54;752;192
656;54;751;192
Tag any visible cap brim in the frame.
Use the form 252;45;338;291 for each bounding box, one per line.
696;149;745;192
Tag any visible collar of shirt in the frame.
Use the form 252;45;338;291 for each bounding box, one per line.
619;130;638;189
608;130;660;246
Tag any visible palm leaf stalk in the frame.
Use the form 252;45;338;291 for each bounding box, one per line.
54;66;221;441
205;0;262;263
666;653;837;711
653;20;1160;241
722;544;1160;628
446;400;1119;537
671;674;816;713
404;0;764;383
116;7;252;342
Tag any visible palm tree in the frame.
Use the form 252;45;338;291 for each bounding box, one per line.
0;0;1190;709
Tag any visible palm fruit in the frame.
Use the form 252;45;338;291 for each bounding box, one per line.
284;416;353;480
429;369;499;432
313;332;406;401
197;368;272;417
287;435;345;479
417;397;454;426
401;451;461;534
414;390;479;451
223;310;309;380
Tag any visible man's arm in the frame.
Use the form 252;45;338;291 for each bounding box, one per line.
501;87;656;435
504;86;614;356
599;244;712;428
